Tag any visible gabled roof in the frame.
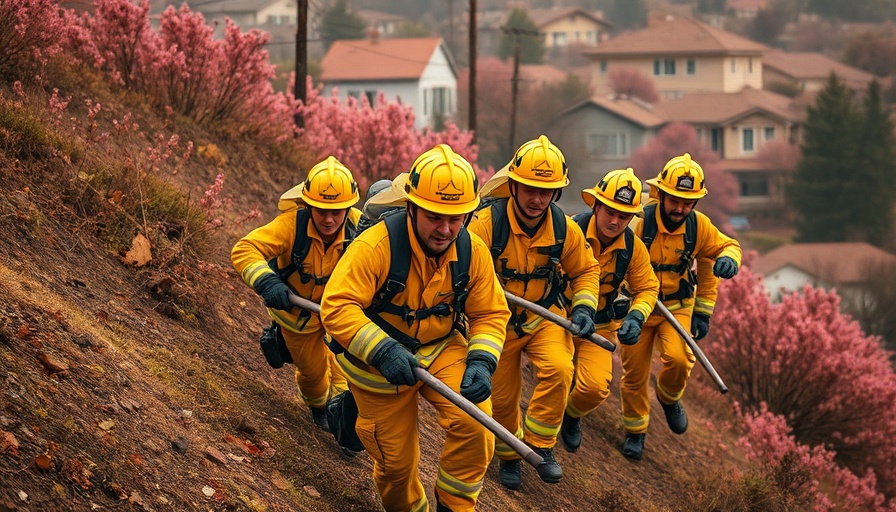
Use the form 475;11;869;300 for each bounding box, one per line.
529;7;612;30
561;95;666;128
584;16;768;57
762;50;877;89
752;242;896;284
321;37;454;82
653;87;802;125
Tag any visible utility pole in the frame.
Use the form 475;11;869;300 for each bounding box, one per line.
502;27;539;152
294;0;308;129
448;0;455;57
468;0;477;143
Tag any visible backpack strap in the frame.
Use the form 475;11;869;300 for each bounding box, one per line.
572;211;592;236
493;202;569;328
364;211;470;352
594;228;634;323
643;203;699;301
270;208;357;287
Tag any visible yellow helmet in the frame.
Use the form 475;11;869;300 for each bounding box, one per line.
582;168;643;214
300;156;360;209
405;144;480;215
645;153;708;200
507;135;569;189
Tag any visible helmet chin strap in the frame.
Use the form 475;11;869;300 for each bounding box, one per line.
509;182;556;222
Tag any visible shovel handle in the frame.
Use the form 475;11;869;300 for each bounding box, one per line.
503;291;616;353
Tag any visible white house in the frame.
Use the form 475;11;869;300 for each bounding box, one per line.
751;243;896;313
320;37;457;130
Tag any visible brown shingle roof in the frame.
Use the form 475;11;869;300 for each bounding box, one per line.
584;16;768;57
652;87;802;125
321;37;451;82
562;95;667;128
752;242;896;284
762;50;877;90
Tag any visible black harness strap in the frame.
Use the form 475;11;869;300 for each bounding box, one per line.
642;203;698;301
363;211;471;352
572;211;634;323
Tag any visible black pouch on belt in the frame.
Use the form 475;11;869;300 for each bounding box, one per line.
326;390;365;453
259;322;292;368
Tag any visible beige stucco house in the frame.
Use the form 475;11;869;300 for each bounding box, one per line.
582;16;769;98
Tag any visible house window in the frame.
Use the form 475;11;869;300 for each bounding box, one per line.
574;31;580;42
730;59;736;73
711;128;723;152
686;59;696;75
742;127;755;152
348;90;361;101
431;87;450;116
740;175;769;197
653;59;676;76
364;90;377;106
600;60;607;74
553;32;567;46
764;126;775;141
587;31;596;44
748;57;753;73
587;131;629;157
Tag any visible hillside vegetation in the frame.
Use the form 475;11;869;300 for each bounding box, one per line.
3;2;896;511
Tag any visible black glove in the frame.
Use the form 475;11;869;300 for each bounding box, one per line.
617;310;645;346
253;273;292;311
713;256;738;279
691;313;711;341
460;352;497;404
369;339;418;386
569;305;596;338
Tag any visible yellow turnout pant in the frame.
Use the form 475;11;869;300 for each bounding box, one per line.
282;328;347;409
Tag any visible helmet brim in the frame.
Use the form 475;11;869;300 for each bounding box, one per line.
407;193;481;216
280;182;359;211
645;178;708;200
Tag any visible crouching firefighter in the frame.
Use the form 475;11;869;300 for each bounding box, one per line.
560;168;658;453
468;135;601;490
231;156;361;431
320;144;510;512
619;153;741;461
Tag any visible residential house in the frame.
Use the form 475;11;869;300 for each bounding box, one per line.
550;95;666;213
528;7;612;50
357;9;406;38
193;0;297;30
727;0;768;19
551;87;802;213
582;16;769;98
320;37;457;130
762;50;878;94
751;243;896;316
652;87;803;212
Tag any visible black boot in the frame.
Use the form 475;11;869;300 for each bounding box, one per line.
530;445;562;483
560;413;582;453
660;400;688;434
435;495;452;512
498;459;522;490
310;407;329;431
622;432;645;460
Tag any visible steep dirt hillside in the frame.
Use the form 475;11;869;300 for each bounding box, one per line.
0;73;749;512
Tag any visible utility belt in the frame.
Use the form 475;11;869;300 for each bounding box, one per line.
653;260;697;302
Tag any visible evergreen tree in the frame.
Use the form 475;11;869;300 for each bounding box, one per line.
498;8;545;64
608;0;647;30
856;80;896;246
321;0;366;51
788;73;861;242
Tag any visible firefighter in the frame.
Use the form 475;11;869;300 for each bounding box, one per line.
560;168;659;453
468;135;601;489
620;153;741;461
320;145;510;512
231;156;360;430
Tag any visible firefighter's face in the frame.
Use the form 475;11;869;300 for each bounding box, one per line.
310;207;347;240
513;183;553;220
414;209;465;254
594;204;634;244
661;195;697;223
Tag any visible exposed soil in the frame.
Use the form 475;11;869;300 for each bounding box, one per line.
0;71;748;512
